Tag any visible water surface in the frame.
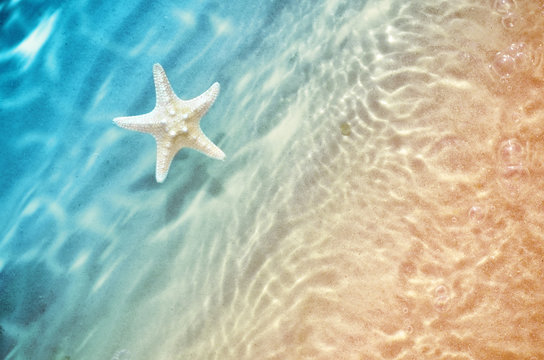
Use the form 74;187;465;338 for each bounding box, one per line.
1;0;543;359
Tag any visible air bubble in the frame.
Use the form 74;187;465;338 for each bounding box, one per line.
497;139;529;198
490;43;530;79
491;53;516;78
493;0;516;14
434;295;451;312
508;42;528;62
433;285;451;313
434;285;448;298
501;13;518;29
498;138;523;166
468;205;486;223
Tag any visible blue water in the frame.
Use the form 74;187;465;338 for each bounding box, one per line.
1;0;294;358
1;0;276;201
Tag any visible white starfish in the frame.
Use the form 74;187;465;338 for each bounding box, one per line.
114;63;225;183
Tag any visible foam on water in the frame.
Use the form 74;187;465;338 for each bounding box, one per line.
1;0;544;359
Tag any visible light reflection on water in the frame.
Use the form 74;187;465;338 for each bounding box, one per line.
1;0;544;359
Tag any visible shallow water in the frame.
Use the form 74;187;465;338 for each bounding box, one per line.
1;0;544;359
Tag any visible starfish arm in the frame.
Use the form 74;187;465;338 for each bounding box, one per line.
185;82;220;119
113;113;159;133
153;63;177;108
155;139;179;183
187;130;226;160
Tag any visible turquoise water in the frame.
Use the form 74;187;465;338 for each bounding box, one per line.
2;0;544;359
1;1;291;358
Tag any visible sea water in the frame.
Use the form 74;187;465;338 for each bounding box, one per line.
1;0;543;359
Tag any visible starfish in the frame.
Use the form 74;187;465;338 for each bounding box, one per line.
114;63;225;183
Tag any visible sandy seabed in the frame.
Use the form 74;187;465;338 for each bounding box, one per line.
1;0;544;359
